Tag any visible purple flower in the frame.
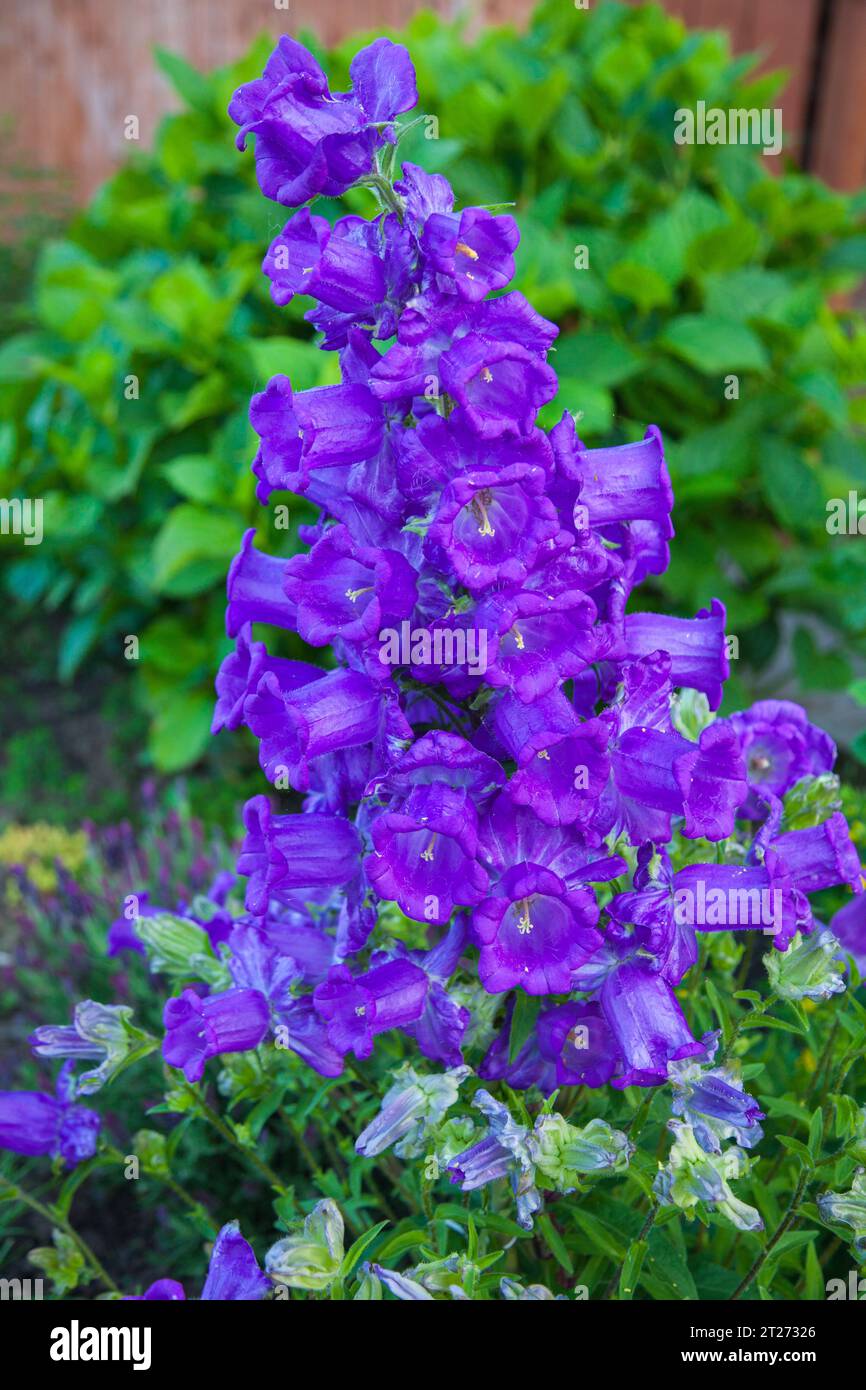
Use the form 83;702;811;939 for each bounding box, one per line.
668;1033;765;1153
607;846;698;985
492;689;610;829
481;588;599;704
107;890;159;957
600;959;704;1088
162;987;270;1082
128;1279;186;1301
367;782;489;925
219;31;853;1106
377;921;471;1067
275;998;345;1078
537;1002;620;1088
212;624;321;734
237;795;361;915
250;375;384;504
0;1063;100;1167
478;997;559;1093
200;1221;271;1301
771;813;862;896
29;1000;142;1096
439;333;558;439
365;732;504;924
673;854;811;953
229;36;417;206
551;420;674;538
831;892;866;975
265;211;418;348
393;161;455;227
227;924;301;1013
312;959;428;1059
624;599;729;712
425;463;559;593
717;700;837;815
421;207;520;301
447;1089;541;1229
596;653;746;844
472;863;603;995
244;666;409;792
129;1222;270;1301
284;523;417;651
225;528;297;637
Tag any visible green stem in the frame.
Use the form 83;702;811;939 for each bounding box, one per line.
359;172;404;218
0;1174;119;1293
719;992;775;1066
177;1077;287;1194
729;1051;858;1300
102;1141;218;1235
729;1166;809;1301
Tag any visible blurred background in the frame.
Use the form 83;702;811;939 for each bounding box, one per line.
0;0;865;882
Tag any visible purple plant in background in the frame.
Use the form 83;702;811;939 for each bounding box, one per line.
0;1063;100;1168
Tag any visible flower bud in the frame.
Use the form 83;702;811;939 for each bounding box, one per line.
532;1114;633;1188
266;1199;345;1292
764;927;846;1002
355;1063;470;1157
818;1169;866;1261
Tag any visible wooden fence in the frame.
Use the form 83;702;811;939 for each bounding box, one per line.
0;0;864;212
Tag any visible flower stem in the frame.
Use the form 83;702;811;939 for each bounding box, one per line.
719;992;775;1065
177;1077;287;1194
729;1166;809;1301
0;1173;119;1293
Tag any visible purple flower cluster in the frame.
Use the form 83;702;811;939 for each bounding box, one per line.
202;34;866;1095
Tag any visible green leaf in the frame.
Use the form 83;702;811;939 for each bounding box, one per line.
148;690;214;772
777;1136;813;1164
803;1241;824;1300
618;1239;648;1300
537;1213;573;1275
808;1107;824;1161
607;260;673;312
758;440;824;534
161;454;226;504
151;504;240;590
57;611;101;682
27;1229;85;1296
508;992;542;1064
154;48;215;113
569;1208;626;1263
339;1220;390;1280
704;977;732;1043
374;1228;430;1265
661;315;770;374
554;332;642;388
642;1229;698;1301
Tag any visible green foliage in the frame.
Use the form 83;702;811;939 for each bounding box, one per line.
2;0;865;780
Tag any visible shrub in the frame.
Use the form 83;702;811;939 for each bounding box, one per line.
1;1;865;786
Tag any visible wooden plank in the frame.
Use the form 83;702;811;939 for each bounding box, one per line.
0;0;851;210
811;0;866;189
